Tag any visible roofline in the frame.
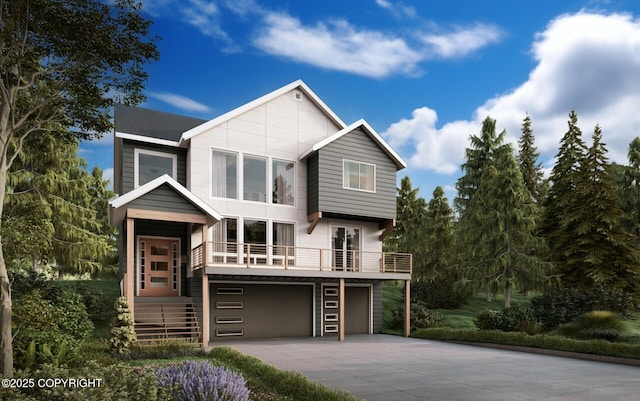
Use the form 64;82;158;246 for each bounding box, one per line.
109;174;222;224
115;132;181;147
299;119;407;169
179;80;347;145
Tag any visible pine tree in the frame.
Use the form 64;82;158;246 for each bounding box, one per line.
423;186;454;280
384;176;428;277
561;126;640;297
615;137;640;239
517;115;545;204
541;110;588;271
4;131;112;276
462;144;550;307
454;117;506;215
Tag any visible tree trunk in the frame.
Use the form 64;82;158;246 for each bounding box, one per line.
505;280;512;308
485;285;492;302
0;158;13;377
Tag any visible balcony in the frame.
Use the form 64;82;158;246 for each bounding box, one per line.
191;241;411;279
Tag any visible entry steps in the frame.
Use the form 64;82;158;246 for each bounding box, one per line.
134;297;200;343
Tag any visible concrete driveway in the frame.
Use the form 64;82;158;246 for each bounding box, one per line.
226;334;640;401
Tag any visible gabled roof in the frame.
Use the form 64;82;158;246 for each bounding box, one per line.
114;103;207;147
109;174;222;225
179;80;347;145
300;119;407;170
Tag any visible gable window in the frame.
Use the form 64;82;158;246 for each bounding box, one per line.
343;160;375;192
272;160;295;205
243;155;267;202
135;149;176;187
212;150;238;199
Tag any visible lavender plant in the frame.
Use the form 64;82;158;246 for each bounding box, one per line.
156;360;251;401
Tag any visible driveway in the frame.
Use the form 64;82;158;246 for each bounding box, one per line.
226;334;640;401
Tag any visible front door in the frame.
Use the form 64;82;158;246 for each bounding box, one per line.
139;237;180;297
331;226;360;271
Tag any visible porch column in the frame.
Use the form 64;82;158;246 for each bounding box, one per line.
338;278;345;341
201;224;209;347
126;217;135;319
404;279;410;337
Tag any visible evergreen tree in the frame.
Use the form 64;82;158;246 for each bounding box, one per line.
384;177;428;277
462;144;550;307
561;126;640;297
541;110;588;271
615;137;640;239
454;117;506;215
5;131;112;276
517;115;545;204
423;186;454;280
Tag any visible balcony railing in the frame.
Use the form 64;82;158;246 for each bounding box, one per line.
191;241;411;274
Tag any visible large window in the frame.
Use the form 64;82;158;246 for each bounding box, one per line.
212;150;238;199
343;160;375;192
243;155;267;202
135;149;176;187
272;160;295;205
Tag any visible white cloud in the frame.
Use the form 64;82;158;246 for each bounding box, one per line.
103;168;114;190
420;24;504;58
147;91;212;113
254;13;423;78
375;0;416;19
385;12;640;174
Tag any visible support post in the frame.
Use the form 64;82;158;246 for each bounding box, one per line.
404;279;411;337
201;224;209;347
338;278;345;341
126;217;135;320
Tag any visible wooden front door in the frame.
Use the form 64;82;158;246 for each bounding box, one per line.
139;237;180;297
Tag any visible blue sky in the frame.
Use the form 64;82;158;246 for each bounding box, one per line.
82;0;640;202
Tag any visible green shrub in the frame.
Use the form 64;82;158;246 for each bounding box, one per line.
558;310;630;342
127;340;205;361
531;285;634;330
474;304;540;333
413;327;640;359
73;282;110;322
9;270;60;301
109;297;137;355
411;274;472;309
13;290;94;370
4;361;172;401
391;302;443;331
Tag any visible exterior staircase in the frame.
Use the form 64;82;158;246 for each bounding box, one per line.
134;297;201;344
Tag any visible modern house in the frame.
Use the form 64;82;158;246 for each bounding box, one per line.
108;80;412;345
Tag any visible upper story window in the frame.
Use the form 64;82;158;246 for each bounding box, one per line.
212;150;238;199
272;160;295;206
135;149;177;187
343;160;375;192
243;155;267;202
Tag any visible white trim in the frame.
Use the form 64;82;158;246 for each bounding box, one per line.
116;131;180;147
134;148;177;188
180;80;346;144
342;159;376;193
216;301;244;309
109;174;223;224
299;119;407;169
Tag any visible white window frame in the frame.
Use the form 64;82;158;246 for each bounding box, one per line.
210;148;239;200
134;148;177;188
271;159;296;207
343;159;376;193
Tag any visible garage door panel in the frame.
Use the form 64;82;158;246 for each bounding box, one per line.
212;284;313;340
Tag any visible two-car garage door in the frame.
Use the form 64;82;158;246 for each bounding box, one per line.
211;283;371;340
212;283;313;340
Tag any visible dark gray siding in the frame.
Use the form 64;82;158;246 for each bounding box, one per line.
307;153;319;214
128;184;203;215
121;140;187;194
309;129;397;220
189;271;204;341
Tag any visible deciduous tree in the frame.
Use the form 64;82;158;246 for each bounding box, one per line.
0;0;158;376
